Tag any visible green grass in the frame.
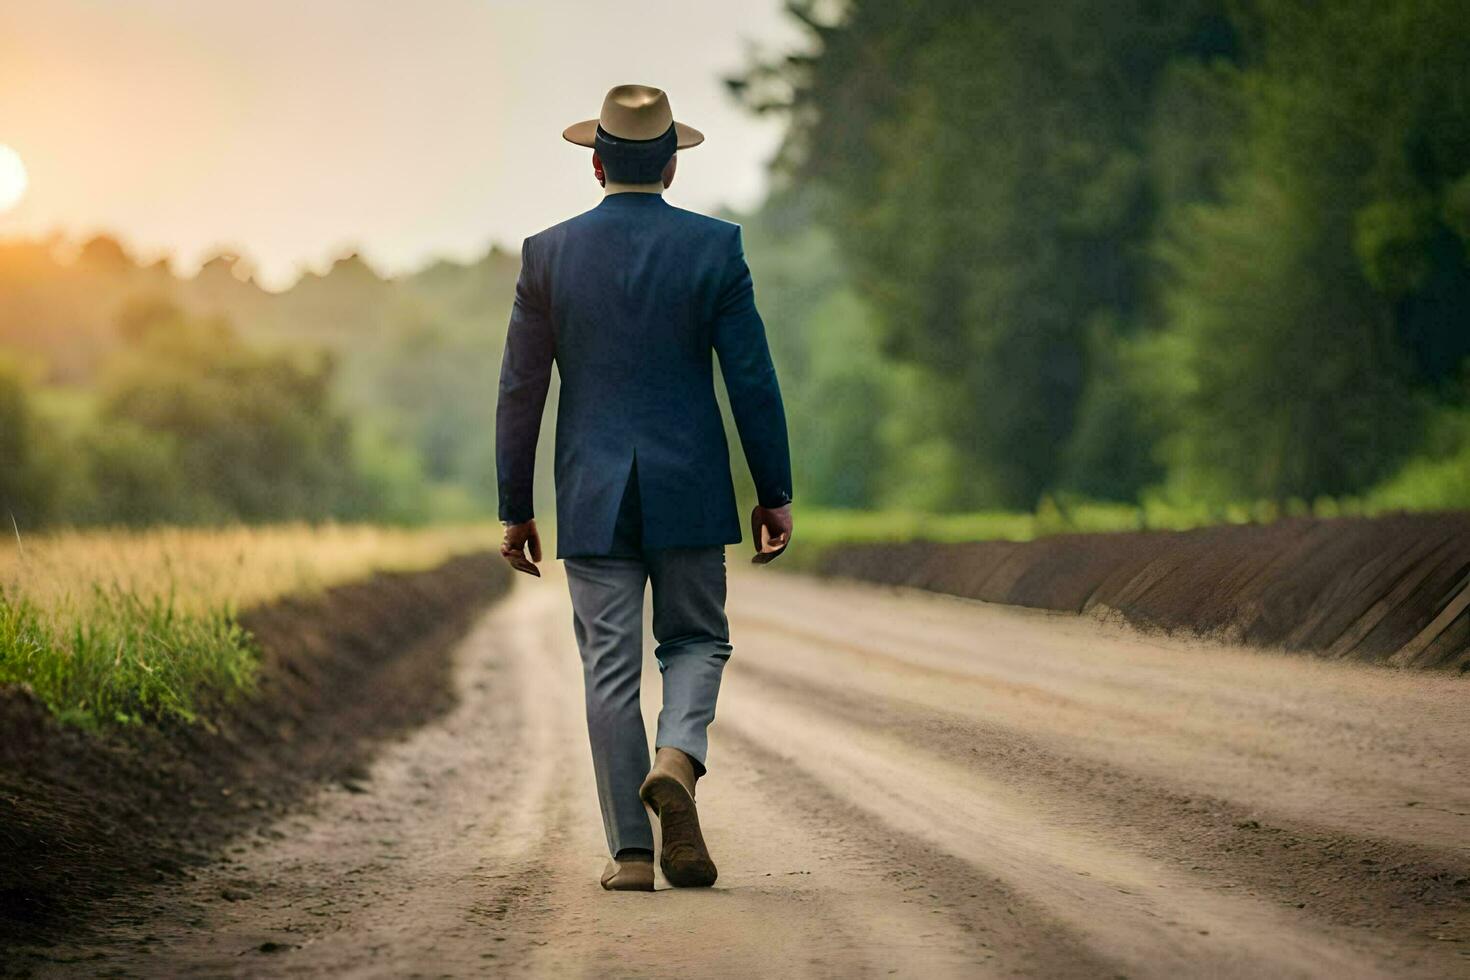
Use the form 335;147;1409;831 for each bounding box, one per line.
789;493;1401;569
0;523;500;731
794;499;1155;555
0;585;255;728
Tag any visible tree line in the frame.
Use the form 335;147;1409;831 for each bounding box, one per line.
731;0;1470;513
5;0;1467;532
0;237;521;529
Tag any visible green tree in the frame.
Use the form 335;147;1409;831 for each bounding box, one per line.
64;420;198;526
99;305;367;522
1156;0;1470;500
0;356;56;528
735;0;1241;508
735;184;892;508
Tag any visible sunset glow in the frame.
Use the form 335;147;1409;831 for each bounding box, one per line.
0;2;803;287
0;145;26;213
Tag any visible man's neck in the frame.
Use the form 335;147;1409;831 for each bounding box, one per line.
604;181;663;196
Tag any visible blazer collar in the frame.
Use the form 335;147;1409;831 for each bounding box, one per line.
597;191;668;208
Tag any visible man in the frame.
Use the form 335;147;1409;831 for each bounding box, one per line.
495;84;793;892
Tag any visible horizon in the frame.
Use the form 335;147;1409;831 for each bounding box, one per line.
4;224;523;294
0;0;806;290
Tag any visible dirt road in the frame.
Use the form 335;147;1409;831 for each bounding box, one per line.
24;565;1469;978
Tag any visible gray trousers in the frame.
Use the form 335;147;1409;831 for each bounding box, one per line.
564;547;731;856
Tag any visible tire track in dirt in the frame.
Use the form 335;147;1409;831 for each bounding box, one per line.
717;730;1123;979
716;572;1469;977
730;655;1468;955
719;676;1384;977
726;575;1470;852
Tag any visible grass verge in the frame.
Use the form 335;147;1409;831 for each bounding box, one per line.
790;494;1414;569
0;523;499;728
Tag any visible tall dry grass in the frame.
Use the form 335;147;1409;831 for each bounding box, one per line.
0;523;499;727
0;523;499;625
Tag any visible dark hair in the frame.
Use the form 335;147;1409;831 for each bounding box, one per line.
595;123;677;184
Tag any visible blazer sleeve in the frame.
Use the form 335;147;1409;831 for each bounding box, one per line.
712;225;793;510
495;236;556;524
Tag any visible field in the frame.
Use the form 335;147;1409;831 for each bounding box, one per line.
0;523;499;727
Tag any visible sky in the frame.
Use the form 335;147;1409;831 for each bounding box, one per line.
0;0;807;289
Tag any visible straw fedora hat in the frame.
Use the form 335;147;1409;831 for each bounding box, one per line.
562;84;705;150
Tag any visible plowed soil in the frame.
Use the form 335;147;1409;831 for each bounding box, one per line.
0;552;508;957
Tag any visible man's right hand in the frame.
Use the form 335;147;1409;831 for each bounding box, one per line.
501;519;543;577
750;504;792;564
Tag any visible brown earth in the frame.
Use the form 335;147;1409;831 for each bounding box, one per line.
4;566;1465;978
0;552;508;957
816;512;1470;671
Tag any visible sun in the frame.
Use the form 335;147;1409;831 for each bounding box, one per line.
0;145;29;213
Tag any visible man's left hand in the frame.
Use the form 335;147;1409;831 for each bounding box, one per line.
501;519;543;577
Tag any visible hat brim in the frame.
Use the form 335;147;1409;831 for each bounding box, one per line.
562;119;705;150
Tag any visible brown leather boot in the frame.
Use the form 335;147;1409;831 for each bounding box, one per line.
599;849;654;892
638;747;717;887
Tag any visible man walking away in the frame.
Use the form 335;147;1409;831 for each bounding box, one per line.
495;84;793;892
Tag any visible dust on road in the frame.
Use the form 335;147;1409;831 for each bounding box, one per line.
23;565;1469;978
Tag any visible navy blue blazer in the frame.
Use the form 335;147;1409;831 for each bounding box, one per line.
495;191;792;558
